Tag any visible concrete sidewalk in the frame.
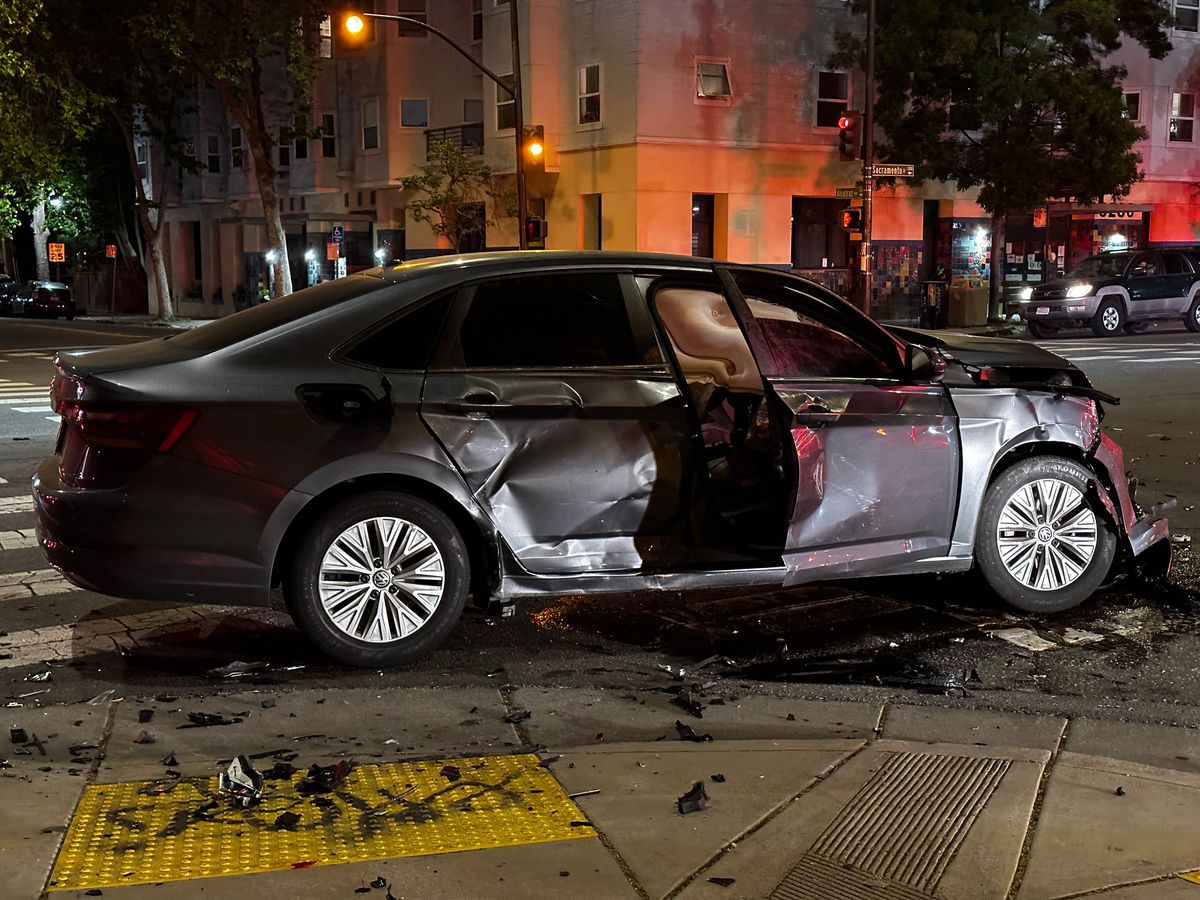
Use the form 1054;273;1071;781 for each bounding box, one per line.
3;686;1198;899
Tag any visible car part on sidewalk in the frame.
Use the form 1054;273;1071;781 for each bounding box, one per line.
218;755;264;807
676;781;709;814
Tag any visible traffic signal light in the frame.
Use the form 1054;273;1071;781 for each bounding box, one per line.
526;217;548;244
837;110;861;161
337;7;370;49
840;207;862;232
523;125;545;173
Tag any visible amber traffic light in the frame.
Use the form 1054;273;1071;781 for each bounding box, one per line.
523;124;545;172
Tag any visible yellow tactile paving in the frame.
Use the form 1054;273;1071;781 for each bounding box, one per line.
48;754;594;891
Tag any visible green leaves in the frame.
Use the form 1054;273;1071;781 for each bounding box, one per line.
402;141;514;253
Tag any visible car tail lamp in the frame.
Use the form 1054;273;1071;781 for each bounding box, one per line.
61;405;197;451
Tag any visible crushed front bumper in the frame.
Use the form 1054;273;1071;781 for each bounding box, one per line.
1092;432;1171;575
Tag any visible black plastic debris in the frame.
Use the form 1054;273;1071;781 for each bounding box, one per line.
440;764;461;782
263;761;297;781
133;731;155;745
161;752;179;767
674;721;713;743
24;670;51;683
354;888;371;894
138;709;155;724
9;728;28;744
672;692;705;719
676;781;709;815
181;711;242;728
0;760;11;769
261;698;277;709
708;877;736;887
85;890;103;896
711;773;726;783
218;755;264;807
370;876;387;889
504;709;532;724
786;713;796;721
297;760;354;795
206;660;270;679
274;811;301;830
1114;785;1126;796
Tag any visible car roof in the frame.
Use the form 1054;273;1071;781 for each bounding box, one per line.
373;250;723;283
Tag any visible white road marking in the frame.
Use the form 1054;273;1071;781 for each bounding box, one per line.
0;529;37;550
12;407;46;413
0;496;34;514
0;606;291;668
0;569;78;601
0;477;8;484
0;396;51;405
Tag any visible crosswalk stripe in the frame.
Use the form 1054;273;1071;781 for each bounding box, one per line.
0;606;290;669
0;529;37;550
0;568;77;601
0;397;50;405
0;497;34;514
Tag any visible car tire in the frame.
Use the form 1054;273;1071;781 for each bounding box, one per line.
1089;299;1124;337
65;308;75;321
1185;294;1200;333
1026;320;1055;339
976;456;1116;614
287;491;469;667
1122;321;1148;335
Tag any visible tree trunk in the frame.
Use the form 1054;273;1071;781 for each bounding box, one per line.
988;210;1006;321
32;199;50;281
144;218;172;320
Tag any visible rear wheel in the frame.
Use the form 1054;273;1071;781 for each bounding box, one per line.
1090;299;1124;337
1185;294;1200;333
287;491;469;667
1026;320;1056;339
976;456;1116;613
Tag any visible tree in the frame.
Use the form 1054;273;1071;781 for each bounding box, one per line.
834;0;1173;315
138;0;327;299
401;141;514;253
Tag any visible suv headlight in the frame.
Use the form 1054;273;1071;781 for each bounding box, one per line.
1066;283;1093;298
1017;287;1033;301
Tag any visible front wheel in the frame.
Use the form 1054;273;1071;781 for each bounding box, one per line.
287;491;469;667
1090;299;1124;337
976;456;1116;613
1185;294;1200;333
1026;320;1056;339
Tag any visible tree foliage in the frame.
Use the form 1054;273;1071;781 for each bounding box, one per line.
833;0;1174;215
402;141;515;253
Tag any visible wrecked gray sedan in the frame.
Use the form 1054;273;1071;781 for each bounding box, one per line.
34;252;1169;666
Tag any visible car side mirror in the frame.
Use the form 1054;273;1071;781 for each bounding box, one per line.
905;345;944;383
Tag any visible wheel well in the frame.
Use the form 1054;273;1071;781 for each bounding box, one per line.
270;474;497;607
988;441;1090;485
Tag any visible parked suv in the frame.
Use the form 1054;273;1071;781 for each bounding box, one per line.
1018;249;1200;338
34;253;1167;667
12;281;76;319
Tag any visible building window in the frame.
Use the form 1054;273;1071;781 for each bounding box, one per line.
397;0;427;36
293;117;308;160
1176;0;1199;32
1122;91;1141;122
816;71;849;128
363;98;380;151
135;141;148;180
278;128;291;169
497;74;515;130
1170;92;1195;142
578;64;601;125
495;0;509;6
401;98;429;128
471;0;483;40
464;98;483;122
321;113;336;158
692;194;715;257
206;135;220;174
318;15;333;58
230;126;244;169
696;60;731;101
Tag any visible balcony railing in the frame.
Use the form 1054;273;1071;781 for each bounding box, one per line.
425;123;484;157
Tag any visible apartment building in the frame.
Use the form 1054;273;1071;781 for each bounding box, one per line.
151;0;1200;323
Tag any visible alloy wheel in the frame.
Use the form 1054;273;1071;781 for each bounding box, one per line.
1101;306;1120;332
318;516;446;642
995;478;1098;592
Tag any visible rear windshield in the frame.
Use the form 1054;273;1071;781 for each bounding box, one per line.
1068;255;1130;278
167;273;388;353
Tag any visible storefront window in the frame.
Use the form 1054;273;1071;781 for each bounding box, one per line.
949;220;992;279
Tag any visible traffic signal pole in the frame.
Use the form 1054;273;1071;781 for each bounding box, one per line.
353;9;529;249
861;0;876;315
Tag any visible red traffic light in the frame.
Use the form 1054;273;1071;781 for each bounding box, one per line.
837;114;852;131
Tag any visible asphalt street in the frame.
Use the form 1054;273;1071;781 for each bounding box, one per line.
0;317;1197;732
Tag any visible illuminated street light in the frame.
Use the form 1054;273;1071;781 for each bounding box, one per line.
265;249;278;264
304;249;317;262
344;14;364;34
374;248;387;262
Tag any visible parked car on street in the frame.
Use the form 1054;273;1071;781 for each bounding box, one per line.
11;280;76;319
1017;249;1200;337
34;252;1169;666
0;274;17;315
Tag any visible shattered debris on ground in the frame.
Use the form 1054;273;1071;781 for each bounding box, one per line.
296;760;354;795
676;781;709;814
218;755;264;807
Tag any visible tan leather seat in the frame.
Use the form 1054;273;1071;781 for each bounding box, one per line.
654;288;763;393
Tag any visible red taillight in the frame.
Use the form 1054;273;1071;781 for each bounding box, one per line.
52;370;84;413
61;405;198;451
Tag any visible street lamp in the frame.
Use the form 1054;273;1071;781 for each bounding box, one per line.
343;9;532;250
374;248;387;263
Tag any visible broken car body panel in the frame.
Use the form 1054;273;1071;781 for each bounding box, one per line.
32;252;1168;626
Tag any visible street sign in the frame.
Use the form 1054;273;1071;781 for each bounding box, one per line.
48;242;66;263
331;225;345;244
835;187;864;199
869;164;915;178
105;244;116;259
326;242;340;261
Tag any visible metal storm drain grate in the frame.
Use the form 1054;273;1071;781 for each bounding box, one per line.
48;754;594;892
772;752;1011;899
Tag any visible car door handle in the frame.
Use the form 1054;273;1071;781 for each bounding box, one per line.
443;391;514;413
